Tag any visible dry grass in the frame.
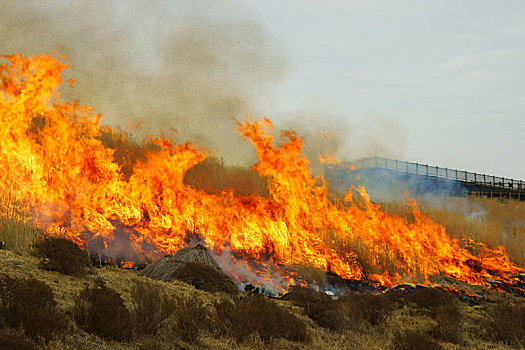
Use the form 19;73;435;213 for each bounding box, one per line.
0;249;523;349
376;196;525;268
98;126;160;180
183;156;269;197
420;196;525;267
0;186;41;253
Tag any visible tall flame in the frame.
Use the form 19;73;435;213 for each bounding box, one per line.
0;53;522;290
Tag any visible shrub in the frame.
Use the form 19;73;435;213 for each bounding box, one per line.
284;286;347;332
401;288;457;310
391;330;443;350
429;304;463;344
387;288;462;343
172;295;209;344
341;292;396;326
0;330;39;350
0;274;66;343
73;278;132;340
215;295;308;344
482;301;525;347
172;262;238;295
33;236;91;276
244;283;265;295
131;280;176;335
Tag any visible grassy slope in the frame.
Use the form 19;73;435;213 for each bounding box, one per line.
0;249;522;349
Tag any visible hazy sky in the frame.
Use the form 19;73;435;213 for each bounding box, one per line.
242;1;525;179
2;1;524;179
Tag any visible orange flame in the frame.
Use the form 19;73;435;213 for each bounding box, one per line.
0;53;522;291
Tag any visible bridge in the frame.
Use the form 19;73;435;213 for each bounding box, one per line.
325;156;525;200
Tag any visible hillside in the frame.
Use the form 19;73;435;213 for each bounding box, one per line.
0;245;524;349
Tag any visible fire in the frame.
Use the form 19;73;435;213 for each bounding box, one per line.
0;53;523;290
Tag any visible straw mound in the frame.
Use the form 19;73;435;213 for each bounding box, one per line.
138;244;222;282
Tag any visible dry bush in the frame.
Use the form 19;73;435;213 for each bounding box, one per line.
0;274;66;343
183;156;269;197
172;262;238;295
341;292;396;327
430;305;462;344
215;295;309;344
73;278;132;341
482;301;525;347
391;330;443;350
33;236;92;277
0;188;41;253
395;287;457;310
172;295;210;344
387;288;462;344
131;280;176;335
0;330;39;350
284;286;347;332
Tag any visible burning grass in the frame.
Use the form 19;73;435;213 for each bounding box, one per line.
0;53;524;295
378;197;525;270
1;52;525;348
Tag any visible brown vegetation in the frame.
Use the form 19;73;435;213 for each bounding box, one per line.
0;274;66;343
172;295;210;343
215;295;309;344
378;196;525;268
284;286;348;332
0;186;41;253
73;278;133;341
391;330;444;350
482;301;525;347
33;236;92;277
0;330;39;350
131;280;176;336
172;262;238;295
183;156;269;197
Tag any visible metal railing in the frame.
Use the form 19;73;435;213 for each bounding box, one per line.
352;156;525;191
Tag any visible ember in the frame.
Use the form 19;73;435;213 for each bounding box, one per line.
0;53;524;293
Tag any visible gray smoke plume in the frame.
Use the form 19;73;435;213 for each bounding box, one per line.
0;0;289;164
276;110;408;177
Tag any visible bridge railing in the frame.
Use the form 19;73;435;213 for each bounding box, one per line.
352;156;525;191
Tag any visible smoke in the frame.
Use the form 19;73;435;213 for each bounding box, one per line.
276;110;408;176
0;0;289;165
210;249;290;294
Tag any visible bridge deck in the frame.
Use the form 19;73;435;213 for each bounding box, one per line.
350;157;525;200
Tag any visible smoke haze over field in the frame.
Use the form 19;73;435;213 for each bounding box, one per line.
0;0;411;168
0;0;290;164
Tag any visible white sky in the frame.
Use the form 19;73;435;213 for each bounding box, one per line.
242;0;525;179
